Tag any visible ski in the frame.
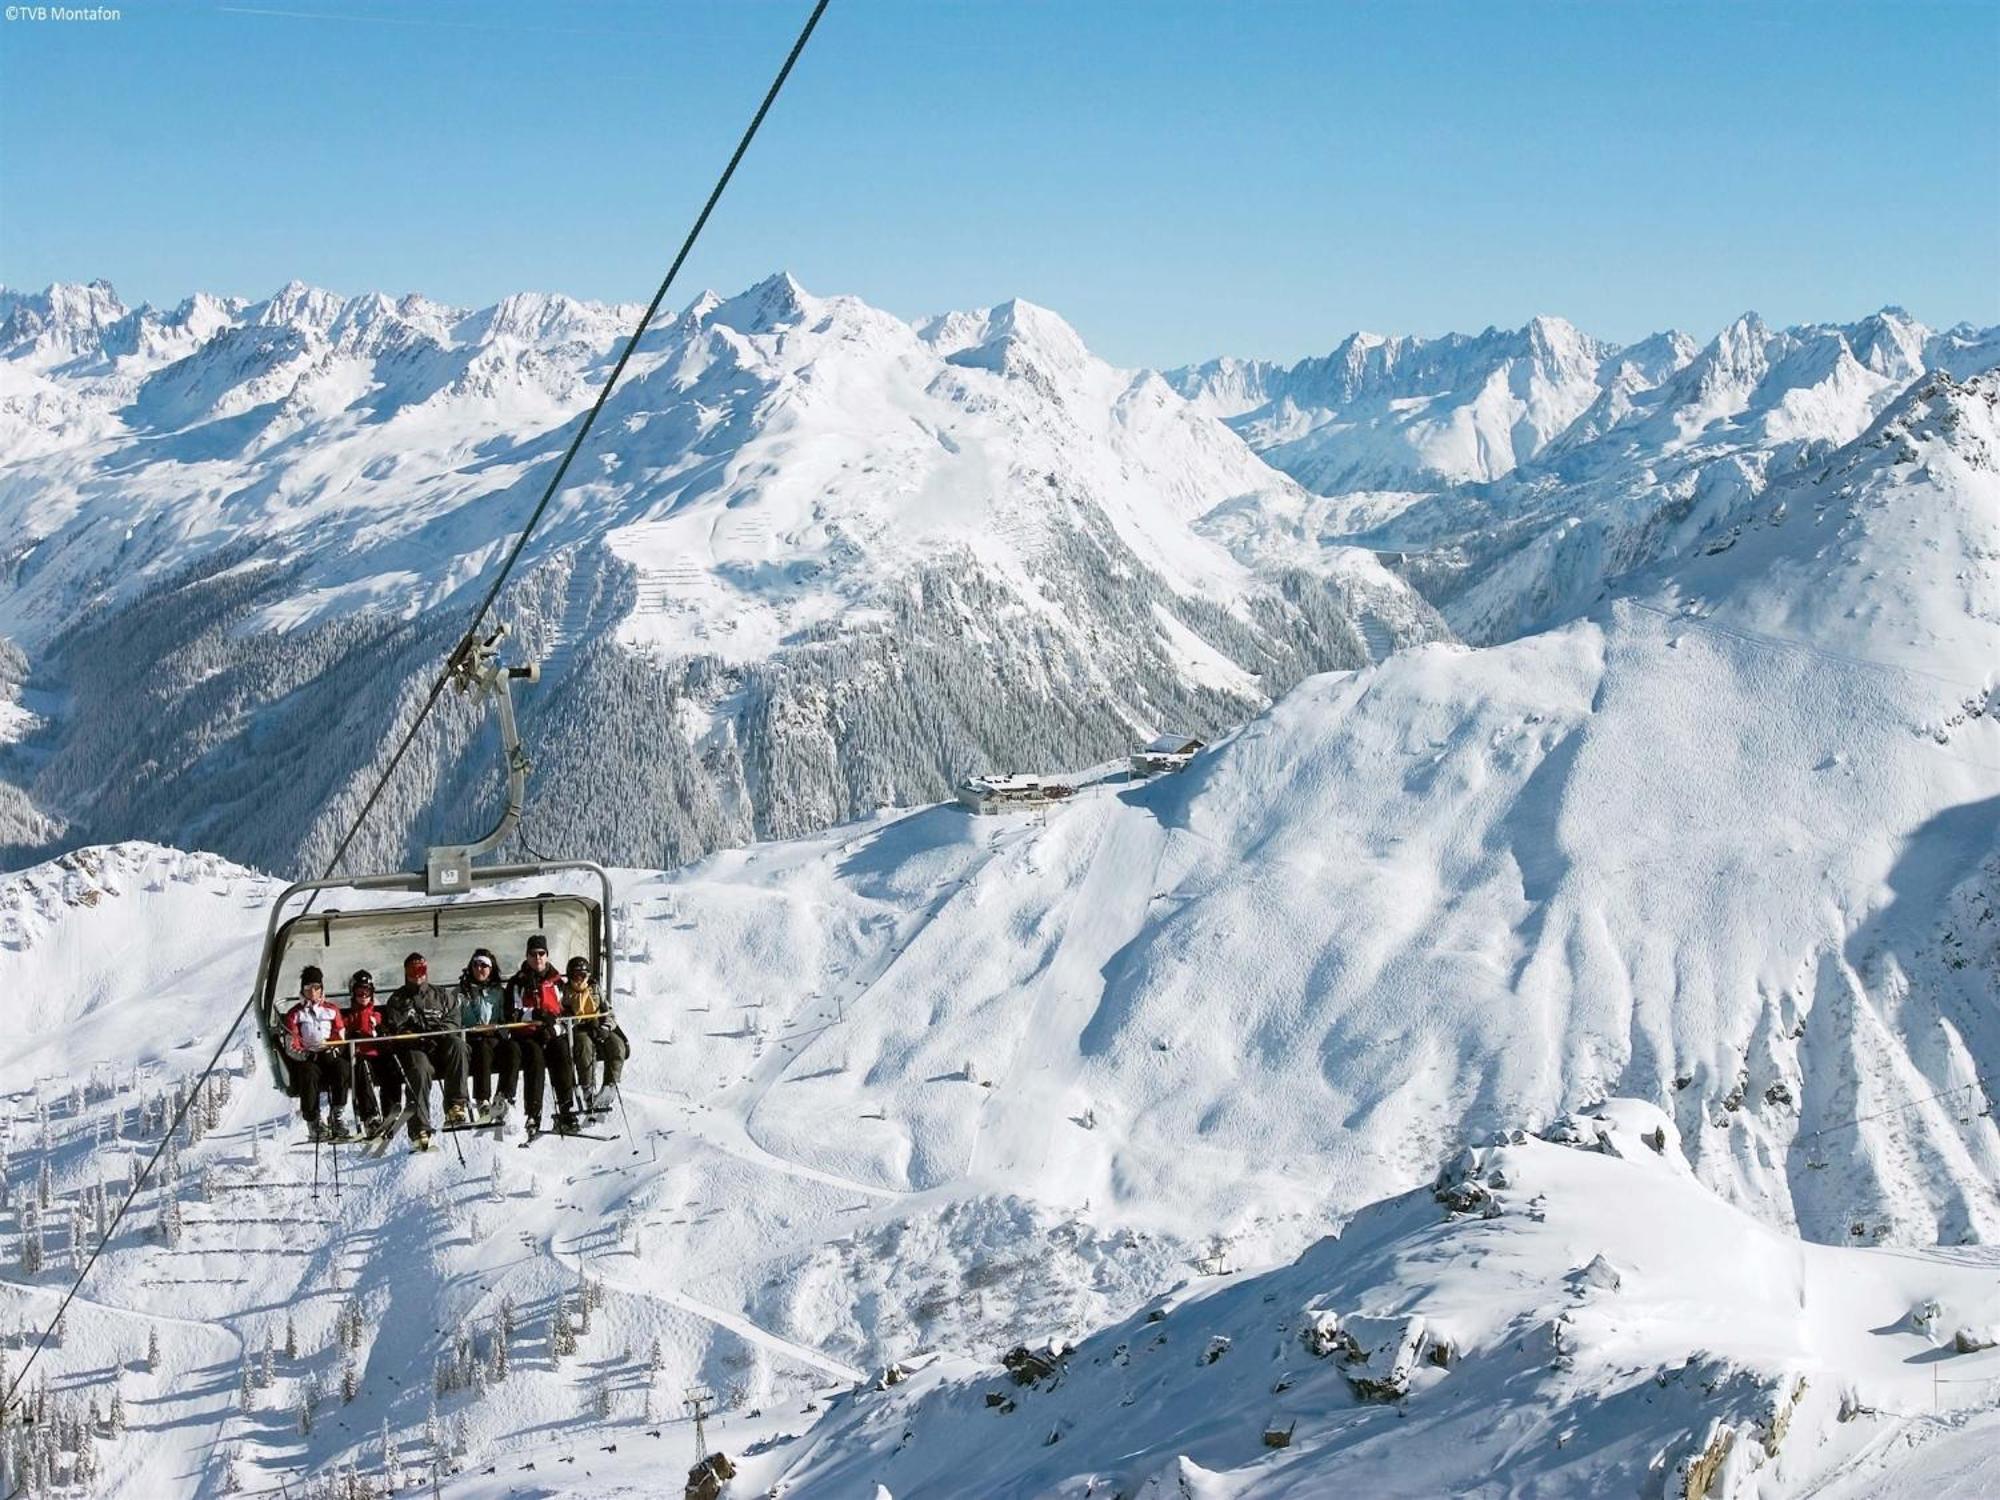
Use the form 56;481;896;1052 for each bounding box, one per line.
517;1129;614;1148
362;1108;412;1157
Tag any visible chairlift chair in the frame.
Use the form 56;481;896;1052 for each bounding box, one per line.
249;630;615;1095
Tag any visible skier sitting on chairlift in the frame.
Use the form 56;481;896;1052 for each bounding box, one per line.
384;952;473;1150
506;934;581;1140
281;966;353;1143
458;947;520;1129
564;955;626;1114
341;969;403;1139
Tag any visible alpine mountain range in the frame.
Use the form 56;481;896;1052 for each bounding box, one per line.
0;274;1988;880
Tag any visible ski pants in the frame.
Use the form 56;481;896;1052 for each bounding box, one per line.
397;1032;469;1135
466;1030;521;1107
573;1023;628;1093
285;1051;350;1126
516;1028;577;1124
348;1052;404;1124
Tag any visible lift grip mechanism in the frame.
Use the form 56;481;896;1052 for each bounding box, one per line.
428;626;540;896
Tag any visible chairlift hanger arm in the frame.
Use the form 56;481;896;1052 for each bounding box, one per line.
429;629;541;892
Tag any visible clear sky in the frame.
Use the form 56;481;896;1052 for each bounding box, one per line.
2;0;1995;368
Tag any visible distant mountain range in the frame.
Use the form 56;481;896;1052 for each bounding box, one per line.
1170;307;1999;643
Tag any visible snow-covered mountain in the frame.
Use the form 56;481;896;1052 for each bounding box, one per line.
1168;308;2000;645
0;275;1440;878
0;365;1994;1496
781;1101;2000;1497
1169;315;1622;491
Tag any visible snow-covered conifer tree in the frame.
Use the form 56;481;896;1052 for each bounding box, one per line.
146;1324;161;1371
19;1206;42;1276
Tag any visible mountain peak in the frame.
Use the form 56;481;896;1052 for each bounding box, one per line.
251;279;345;334
706;271;815;336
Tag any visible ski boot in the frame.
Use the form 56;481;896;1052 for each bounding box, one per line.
411;1129;437;1152
443;1102;471;1129
553;1108;582;1137
305;1119;326;1144
524;1117;543;1142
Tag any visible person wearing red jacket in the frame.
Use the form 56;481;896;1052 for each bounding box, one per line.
281;965;353;1142
505;933;581;1139
340;970;404;1138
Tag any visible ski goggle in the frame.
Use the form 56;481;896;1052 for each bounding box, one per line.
406;959;428;978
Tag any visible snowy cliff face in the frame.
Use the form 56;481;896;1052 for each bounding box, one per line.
0;275;1443;876
1168;309;2000;646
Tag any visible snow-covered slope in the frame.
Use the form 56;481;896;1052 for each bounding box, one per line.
0;275;1440;877
774;1100;2000;1498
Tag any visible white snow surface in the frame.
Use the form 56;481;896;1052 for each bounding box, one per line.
771;1101;2000;1498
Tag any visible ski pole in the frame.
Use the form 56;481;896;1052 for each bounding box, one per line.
612;1085;647;1162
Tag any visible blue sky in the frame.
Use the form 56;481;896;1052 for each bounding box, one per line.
2;0;1995;367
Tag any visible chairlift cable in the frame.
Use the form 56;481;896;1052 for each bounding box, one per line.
1805;1073;1994;1143
0;0;834;1419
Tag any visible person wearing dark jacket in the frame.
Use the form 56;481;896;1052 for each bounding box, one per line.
505;933;580;1139
565;956;627;1112
457;947;520;1128
280;965;352;1142
340;969;403;1137
384;952;472;1147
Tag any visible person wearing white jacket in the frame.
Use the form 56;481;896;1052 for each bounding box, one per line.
281;965;352;1142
